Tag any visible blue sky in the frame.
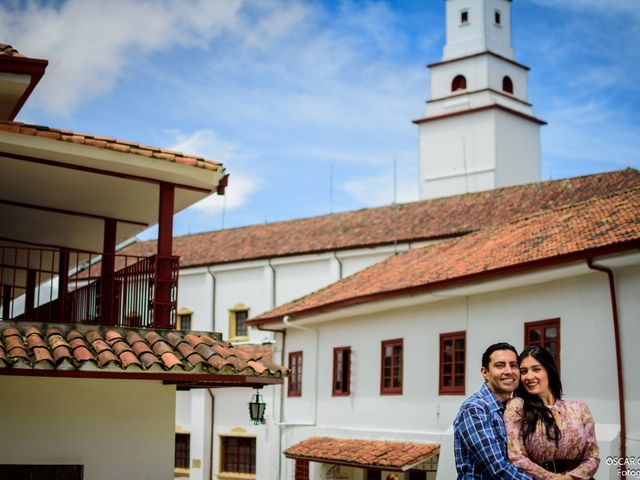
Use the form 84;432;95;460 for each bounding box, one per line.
2;0;639;239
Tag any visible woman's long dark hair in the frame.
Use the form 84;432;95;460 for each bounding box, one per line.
515;345;563;445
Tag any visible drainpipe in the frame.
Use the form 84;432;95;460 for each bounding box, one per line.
207;388;215;480
267;259;276;308
206;267;216;331
332;251;343;280
586;258;626;467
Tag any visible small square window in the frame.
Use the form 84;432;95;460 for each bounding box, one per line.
177;310;192;331
494;10;501;25
229;304;250;339
460;10;469;24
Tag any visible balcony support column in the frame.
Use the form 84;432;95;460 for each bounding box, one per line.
2;285;11;320
57;249;69;322
25;269;37;313
155;182;175;329
100;219;117;326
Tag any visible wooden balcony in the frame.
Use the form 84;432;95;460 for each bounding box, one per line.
0;246;178;329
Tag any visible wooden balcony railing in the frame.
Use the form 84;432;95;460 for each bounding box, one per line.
0;246;178;328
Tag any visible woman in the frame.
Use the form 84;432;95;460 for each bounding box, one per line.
503;346;599;480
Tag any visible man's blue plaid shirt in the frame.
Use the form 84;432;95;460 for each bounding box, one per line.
453;383;532;479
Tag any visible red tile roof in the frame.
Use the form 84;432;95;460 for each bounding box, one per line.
0;322;285;387
250;187;640;324
0;121;222;172
115;169;640;268
284;436;439;471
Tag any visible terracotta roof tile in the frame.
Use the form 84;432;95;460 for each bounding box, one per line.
0;323;287;385
120;351;142;369
112;169;640;269
284;437;439;470
253;187;640;323
0;121;222;172
52;345;73;364
0;44;22;57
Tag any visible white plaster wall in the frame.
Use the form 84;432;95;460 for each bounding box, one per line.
177;270;212;331
430;56;488;100
419;110;497;198
486;55;529;100
176;247;411;479
175;390;192;431
0;376;175;480
212;265;267;339
274;258;335;306
280;267;639;479
495;110;541;187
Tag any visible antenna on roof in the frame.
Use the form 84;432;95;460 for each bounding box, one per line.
220;194;227;230
393;154;398;254
462;136;469;194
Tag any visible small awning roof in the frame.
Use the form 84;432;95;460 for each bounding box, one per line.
284;436;439;472
0;321;286;388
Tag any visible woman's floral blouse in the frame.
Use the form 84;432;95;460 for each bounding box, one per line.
504;397;600;480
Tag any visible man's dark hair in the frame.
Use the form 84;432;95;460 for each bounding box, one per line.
481;342;518;369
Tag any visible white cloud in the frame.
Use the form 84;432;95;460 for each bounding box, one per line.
190;174;257;214
168;129;260;214
168;129;240;165
342;155;419;207
0;0;243;115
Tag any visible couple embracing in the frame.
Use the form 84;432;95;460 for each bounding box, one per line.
454;342;600;479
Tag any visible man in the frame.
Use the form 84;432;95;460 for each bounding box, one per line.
453;342;532;479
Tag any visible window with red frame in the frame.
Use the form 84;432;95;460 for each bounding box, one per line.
288;351;303;397
221;436;256;474
440;331;466;395
174;433;190;470
295;459;310;480
333;347;351;396
381;339;403;394
525;318;560;369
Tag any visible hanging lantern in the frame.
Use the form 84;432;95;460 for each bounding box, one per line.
248;387;266;425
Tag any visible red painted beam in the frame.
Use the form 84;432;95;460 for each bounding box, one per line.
100;219;117;326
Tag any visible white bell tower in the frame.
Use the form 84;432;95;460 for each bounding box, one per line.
414;0;545;199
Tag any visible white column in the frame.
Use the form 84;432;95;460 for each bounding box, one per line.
189;390;213;480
